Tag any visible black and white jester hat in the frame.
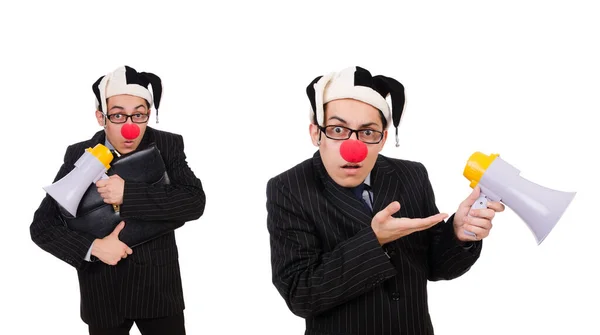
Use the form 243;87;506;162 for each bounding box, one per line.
306;66;406;146
92;65;163;123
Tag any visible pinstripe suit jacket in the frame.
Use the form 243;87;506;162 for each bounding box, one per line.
266;151;482;335
30;127;205;328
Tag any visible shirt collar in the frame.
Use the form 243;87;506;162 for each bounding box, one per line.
104;138;115;151
103;137;122;157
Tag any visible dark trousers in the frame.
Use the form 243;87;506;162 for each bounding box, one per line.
88;313;185;335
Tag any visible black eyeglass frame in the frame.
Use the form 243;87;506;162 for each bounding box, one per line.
317;125;385;144
101;112;150;124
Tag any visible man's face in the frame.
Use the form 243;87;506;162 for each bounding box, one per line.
310;98;387;188
95;94;150;155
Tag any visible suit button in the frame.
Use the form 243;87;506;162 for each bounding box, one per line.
391;292;401;301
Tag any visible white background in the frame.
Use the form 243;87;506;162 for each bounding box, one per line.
1;1;598;334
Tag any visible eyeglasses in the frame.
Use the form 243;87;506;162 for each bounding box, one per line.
318;125;384;144
102;112;149;124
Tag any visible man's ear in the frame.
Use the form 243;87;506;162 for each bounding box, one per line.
95;110;106;127
309;123;321;146
376;129;388;152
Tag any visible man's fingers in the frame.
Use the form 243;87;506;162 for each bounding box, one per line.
111;221;125;237
468;208;496;220
462;224;490;240
422;213;448;227
377;201;401;220
121;246;132;258
487;201;505;213
405;213;448;230
460;186;481;208
464;216;493;230
98;189;111;199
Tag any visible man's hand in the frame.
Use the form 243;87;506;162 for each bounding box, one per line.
454;186;505;242
91;221;133;265
371;201;449;245
96;174;125;205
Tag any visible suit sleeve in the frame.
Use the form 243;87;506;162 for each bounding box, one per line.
267;177;397;318
30;145;98;270
120;134;205;222
420;163;482;281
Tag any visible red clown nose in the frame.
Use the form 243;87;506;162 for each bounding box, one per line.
121;123;140;140
340;139;368;163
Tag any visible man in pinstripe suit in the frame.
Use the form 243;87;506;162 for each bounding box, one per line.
30;66;205;334
266;66;505;335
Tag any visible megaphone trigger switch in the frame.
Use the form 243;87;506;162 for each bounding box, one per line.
471;194;489;210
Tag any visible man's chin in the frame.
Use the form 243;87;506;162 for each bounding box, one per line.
116;143;138;154
332;174;366;188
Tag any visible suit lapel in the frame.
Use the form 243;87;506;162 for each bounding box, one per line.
371;155;405;217
313;151;372;227
89;129;106;146
136;126;155;151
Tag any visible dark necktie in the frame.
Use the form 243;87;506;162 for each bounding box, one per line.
350;183;372;213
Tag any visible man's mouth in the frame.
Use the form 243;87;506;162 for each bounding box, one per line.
342;164;361;169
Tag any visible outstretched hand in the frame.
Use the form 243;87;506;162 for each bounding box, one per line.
371;201;449;245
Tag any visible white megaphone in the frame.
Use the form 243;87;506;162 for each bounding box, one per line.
463;152;576;245
43;144;114;217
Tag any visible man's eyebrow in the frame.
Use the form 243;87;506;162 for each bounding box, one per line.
359;122;380;129
109;105;147;111
328;117;381;130
327;116;347;124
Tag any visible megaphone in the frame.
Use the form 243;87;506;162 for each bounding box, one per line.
463;152;576;245
43;144;114;217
